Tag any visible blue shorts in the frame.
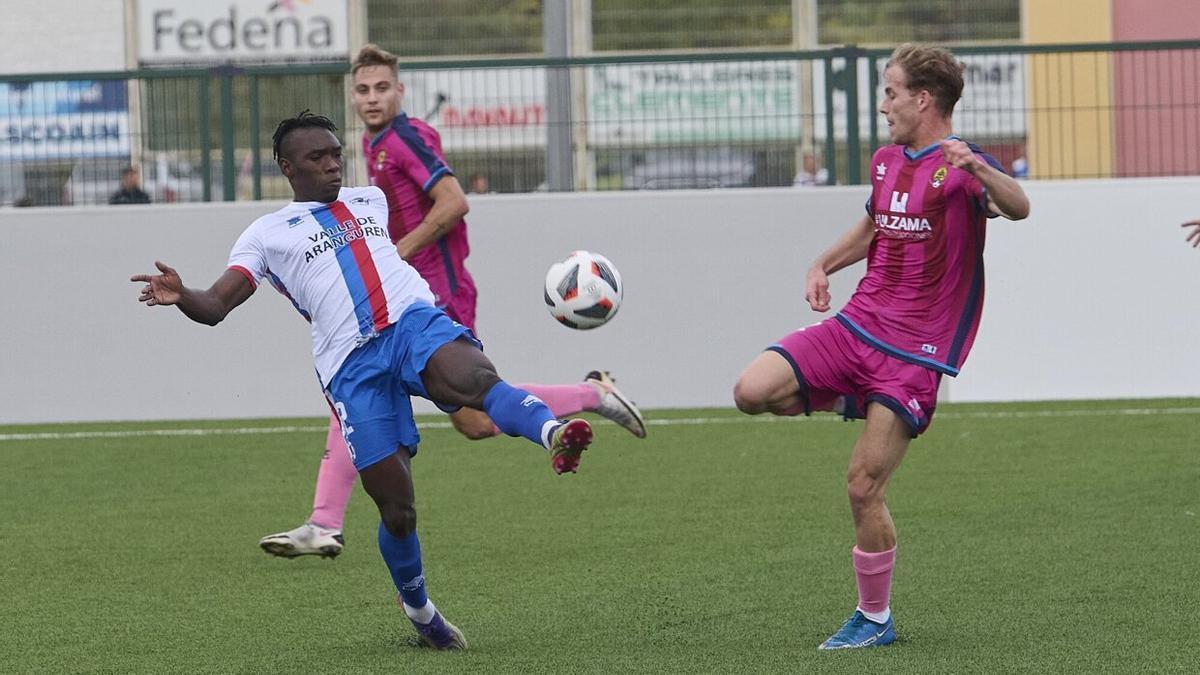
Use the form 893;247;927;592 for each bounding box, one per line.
325;302;482;470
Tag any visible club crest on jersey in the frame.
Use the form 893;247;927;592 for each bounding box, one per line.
875;162;887;180
375;149;387;171
930;166;947;189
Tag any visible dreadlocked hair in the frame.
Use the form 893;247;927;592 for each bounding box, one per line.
272;110;338;161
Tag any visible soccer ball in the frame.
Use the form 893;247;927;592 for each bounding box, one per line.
543;251;623;329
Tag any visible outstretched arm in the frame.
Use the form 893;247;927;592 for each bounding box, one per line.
395;176;470;260
1183;221;1200;248
806;214;874;313
131;261;254;326
941;139;1030;221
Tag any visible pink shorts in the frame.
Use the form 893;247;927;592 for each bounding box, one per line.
441;290;477;332
768;318;941;436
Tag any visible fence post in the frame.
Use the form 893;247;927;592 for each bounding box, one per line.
841;45;862;185
823;56;836;185
218;66;237;201
199;76;212;202
544;0;575;191
249;75;261;201
868;53;880;155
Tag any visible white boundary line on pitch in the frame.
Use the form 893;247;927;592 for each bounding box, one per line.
2;406;1199;442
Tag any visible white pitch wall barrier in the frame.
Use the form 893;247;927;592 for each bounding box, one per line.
2;178;1198;424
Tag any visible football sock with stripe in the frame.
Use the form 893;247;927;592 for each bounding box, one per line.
378;524;429;611
488;383;600;436
483;381;559;449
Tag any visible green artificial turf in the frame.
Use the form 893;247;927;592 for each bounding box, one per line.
2;400;1197;673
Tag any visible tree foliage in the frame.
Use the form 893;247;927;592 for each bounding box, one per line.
592;0;792;51
367;1;1019;58
367;0;543;57
819;0;1019;45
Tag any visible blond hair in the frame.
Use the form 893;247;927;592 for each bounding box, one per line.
352;43;399;78
887;43;965;117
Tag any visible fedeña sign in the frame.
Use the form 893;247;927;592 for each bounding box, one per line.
138;0;348;64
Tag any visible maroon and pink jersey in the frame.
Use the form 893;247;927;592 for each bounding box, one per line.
363;113;476;317
836;138;1005;377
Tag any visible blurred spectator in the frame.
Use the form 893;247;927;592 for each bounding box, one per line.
467;172;491;194
793;152;829;187
110;166;151;205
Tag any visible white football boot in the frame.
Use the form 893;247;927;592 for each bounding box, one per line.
585;371;647;439
258;522;344;559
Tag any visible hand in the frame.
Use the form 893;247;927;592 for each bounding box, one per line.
805;267;832;313
940;139;980;175
131;261;184;307
396;240;415;261
1183;221;1200;248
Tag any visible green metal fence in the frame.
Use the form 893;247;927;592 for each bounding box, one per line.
2;40;1198;206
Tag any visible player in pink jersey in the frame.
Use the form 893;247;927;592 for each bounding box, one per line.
733;44;1029;649
133;113;603;649
257;44;646;560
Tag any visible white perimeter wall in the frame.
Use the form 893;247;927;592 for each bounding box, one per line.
0;0;127;73
2;178;1198;424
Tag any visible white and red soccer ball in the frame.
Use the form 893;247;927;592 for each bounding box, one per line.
543;250;623;330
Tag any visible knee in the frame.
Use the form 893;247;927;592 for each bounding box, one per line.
471;369;503;400
733;378;768;415
846;465;885;513
448;368;501;410
379;501;417;539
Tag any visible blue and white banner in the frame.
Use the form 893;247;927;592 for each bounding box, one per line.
0;80;129;159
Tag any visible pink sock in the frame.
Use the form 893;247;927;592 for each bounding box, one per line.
308;413;358;531
852;545;896;614
490;383;601;435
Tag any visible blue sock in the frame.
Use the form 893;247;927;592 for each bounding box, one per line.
377;522;428;610
483;381;557;447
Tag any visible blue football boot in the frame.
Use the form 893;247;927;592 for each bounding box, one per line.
818;610;896;650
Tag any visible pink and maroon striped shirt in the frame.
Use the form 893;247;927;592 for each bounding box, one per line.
837;138;1005;376
363;113;475;319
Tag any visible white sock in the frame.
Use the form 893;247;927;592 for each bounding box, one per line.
540;420;561;449
403;599;438;624
858;606;891;624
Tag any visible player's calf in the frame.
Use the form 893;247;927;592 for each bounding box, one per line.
482;381;559;446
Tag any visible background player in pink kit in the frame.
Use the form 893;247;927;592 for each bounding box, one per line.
733;43;1029;649
258;44;646;559
133;113;597;649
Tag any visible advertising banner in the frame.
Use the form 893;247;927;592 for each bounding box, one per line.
0;80;129;159
138;0;349;64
